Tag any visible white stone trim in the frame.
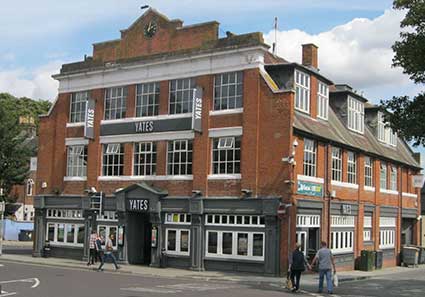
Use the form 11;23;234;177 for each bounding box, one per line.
65;138;89;146
331;180;359;189
297;175;324;184
208;174;242;180
66;122;84;128
55;46;266;93
402;192;417;198
208;127;243;138
64;176;87;182
209;108;244;116
380;189;399;195
101;113;191;125
98;175;193;181
364;186;376;192
99;131;194;144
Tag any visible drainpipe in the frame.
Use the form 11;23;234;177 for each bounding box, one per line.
326;144;331;245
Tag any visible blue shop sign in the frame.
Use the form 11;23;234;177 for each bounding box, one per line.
297;180;323;197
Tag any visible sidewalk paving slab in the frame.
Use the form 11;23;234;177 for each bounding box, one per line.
1;253;425;287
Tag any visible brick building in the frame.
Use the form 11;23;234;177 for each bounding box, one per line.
33;8;421;275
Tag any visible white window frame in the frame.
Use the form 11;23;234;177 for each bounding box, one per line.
205;230;265;261
390;165;398;191
331;147;342;182
69;91;88;123
46;209;83;219
330;230;354;254
97;225;118;250
364;157;373;187
205;214;265;227
135;82;160;117
165;228;190;256
134;142;157;176
96;211;118;222
212;136;241;175
380;162;387;190
294;70;310;113
378;112;397;147
66;145;87;177
379;229;395;249
165;213;192;225
46;222;85;247
317;81;329;120
347;151;357;184
296;215;321;228
363;215;373;242
167;139;193;175
213;71;243;111
303;138;316;177
104;86;127;120
169;78;195;114
347;96;364;134
102;143;124;176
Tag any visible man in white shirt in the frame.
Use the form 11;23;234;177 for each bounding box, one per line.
97;234;120;271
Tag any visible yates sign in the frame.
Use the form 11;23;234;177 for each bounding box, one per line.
84;98;95;139
192;86;203;133
127;198;149;212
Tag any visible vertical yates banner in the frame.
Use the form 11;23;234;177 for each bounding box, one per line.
192;86;203;133
84;98;95;139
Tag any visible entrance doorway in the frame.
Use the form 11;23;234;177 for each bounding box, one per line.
127;213;152;264
296;214;321;262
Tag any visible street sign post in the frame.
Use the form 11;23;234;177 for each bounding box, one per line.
0;201;5;256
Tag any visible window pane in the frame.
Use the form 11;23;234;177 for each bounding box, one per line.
237;233;248;256
208;232;218;254
48;224;55;241
253;234;264;256
57;224;65;242
167;230;177;251
77;226;85;244
222;232;233;255
180;230;189;252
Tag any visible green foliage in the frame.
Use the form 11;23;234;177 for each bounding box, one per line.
381;1;425;146
0;93;51;202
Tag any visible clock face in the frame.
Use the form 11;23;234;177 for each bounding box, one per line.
144;21;158;38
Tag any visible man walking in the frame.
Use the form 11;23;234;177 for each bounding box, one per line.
97;234;120;271
311;241;336;294
87;230;97;266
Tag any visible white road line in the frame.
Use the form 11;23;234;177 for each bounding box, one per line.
121;287;179;294
0;264;4;267
0;278;40;289
1;291;17;297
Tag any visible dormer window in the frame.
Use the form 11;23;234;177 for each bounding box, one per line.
317;82;329;120
347;96;364;134
295;70;310;114
377;112;397;147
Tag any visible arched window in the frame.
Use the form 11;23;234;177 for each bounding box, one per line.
26;179;34;196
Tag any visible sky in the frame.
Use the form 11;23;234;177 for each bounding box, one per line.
0;0;424;168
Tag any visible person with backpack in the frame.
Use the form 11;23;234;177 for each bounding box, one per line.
97;234;120;271
288;242;311;292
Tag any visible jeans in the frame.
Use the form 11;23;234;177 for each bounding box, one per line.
88;249;96;265
98;252;119;270
318;269;333;293
290;269;303;290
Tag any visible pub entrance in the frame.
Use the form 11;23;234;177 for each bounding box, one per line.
127;212;152;265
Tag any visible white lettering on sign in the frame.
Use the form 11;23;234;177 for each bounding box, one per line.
134;121;154;133
86;108;95;128
194;97;202;120
128;199;149;211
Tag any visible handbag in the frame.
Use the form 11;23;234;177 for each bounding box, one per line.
332;272;339;287
286;271;293;289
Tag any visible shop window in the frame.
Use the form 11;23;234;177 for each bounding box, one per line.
167;140;193;175
294;70;310;113
364;157;373;187
331;147;342;181
66;145;87;177
104;87;127;120
317;82;329;120
212;136;241;175
165;229;190;255
97;225;118;250
206;231;264;261
134;142;157;176
213;71;243;110
46;223;84;246
165;213;192;225
331;215;355;254
347;151;357;184
169;78;195;114
102;144;124;176
303;138;316;177
69;91;88;123
205;214;265;227
136;82;159;117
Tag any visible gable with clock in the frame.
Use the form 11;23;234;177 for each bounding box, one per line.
144;20;158;38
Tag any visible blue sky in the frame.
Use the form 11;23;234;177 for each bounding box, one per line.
0;0;424;166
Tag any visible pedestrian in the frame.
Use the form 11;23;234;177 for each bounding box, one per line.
87;230;97;266
97;234;120;271
95;234;104;268
311;241;336;294
288;243;311;293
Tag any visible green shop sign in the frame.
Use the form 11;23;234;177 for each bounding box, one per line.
297;181;323;197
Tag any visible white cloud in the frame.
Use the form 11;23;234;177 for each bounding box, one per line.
0;61;61;100
264;9;413;99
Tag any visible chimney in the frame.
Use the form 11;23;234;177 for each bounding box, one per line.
302;43;318;69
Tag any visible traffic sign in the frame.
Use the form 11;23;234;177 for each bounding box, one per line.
277;203;291;219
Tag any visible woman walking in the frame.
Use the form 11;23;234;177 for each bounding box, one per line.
288;243;311;293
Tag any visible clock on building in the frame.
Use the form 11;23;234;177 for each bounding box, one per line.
144;21;158;38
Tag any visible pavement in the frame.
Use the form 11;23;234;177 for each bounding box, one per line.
1;249;424;287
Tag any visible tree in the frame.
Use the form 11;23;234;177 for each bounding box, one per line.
0;93;51;202
380;0;425;146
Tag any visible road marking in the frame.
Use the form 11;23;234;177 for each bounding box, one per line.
121;282;240;294
1;290;17;297
0;278;40;289
0;264;4;267
121;287;180;293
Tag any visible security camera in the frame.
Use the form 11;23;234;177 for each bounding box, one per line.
90;187;97;193
293;139;299;147
241;189;252;195
192;190;202;196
